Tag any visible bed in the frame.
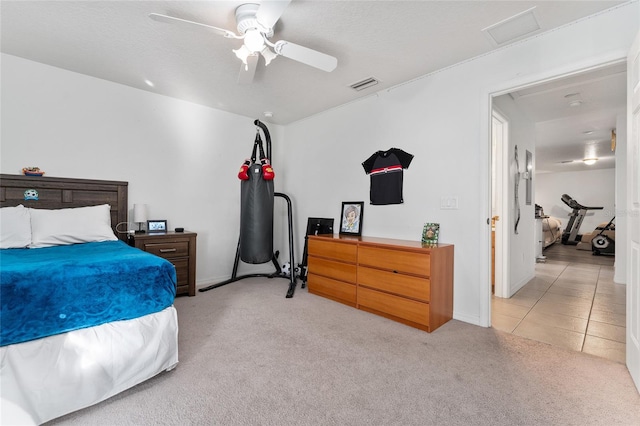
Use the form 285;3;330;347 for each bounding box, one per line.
0;174;179;425
541;216;563;249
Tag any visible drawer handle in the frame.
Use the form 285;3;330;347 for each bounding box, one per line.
160;248;178;253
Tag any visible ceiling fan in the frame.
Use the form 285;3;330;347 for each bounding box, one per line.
149;1;338;84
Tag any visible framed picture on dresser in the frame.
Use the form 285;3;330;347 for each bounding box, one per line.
339;201;364;236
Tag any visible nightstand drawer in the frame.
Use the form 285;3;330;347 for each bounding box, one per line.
170;258;189;295
130;231;197;297
166;257;188;282
143;242;189;258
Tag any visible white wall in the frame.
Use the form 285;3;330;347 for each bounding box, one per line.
282;2;638;326
1;2;638;326
492;95;537;294
0;54;287;286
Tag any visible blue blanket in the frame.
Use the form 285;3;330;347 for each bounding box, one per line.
0;241;177;346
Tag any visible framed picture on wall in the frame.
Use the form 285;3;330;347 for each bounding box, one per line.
339;202;364;236
525;150;533;205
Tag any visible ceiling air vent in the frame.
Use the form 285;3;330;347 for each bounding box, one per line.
349;77;379;92
482;7;541;46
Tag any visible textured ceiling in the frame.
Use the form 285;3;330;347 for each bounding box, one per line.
502;62;626;174
0;0;625;125
0;1;630;172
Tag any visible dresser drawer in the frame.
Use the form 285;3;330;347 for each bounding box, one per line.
308;256;357;283
358;287;430;327
309;238;357;263
358;266;430;302
358;246;430;277
143;241;189;259
308;273;356;306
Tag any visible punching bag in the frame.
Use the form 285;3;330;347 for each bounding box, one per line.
240;162;274;264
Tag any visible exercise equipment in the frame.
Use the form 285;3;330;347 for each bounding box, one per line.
298;218;334;287
261;158;275;180
591;217;615;256
200;120;297;298
560;194;603;245
238;159;250;180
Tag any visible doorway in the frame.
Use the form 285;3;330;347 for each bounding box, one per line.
489;63;626;363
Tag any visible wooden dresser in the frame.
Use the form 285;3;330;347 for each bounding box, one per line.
130;231;197;297
307;235;454;332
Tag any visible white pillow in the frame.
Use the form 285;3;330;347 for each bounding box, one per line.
29;204;118;248
0;205;32;249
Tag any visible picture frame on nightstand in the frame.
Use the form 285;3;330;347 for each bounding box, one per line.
147;219;167;233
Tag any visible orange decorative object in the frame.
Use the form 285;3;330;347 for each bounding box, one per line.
22;167;45;176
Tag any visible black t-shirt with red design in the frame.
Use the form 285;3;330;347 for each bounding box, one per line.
362;148;414;205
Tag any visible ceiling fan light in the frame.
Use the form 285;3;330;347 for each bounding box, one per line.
244;29;265;52
583;158;598;165
233;45;251;64
261;47;277;66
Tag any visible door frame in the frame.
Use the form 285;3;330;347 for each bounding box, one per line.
481;51;629;329
491;109;509;298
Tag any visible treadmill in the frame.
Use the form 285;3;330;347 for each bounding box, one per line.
560;194;603;245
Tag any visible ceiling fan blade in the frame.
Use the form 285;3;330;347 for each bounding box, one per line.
238;54;259;85
275;40;337;72
256;0;292;29
149;13;237;38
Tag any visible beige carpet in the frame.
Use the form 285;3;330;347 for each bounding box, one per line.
48;278;640;425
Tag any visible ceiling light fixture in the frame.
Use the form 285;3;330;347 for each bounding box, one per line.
583;158;598;165
564;92;583;107
244;29;265;52
233;45;259;70
260;46;277;66
231;4;277;70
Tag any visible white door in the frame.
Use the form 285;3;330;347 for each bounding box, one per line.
627;29;640;392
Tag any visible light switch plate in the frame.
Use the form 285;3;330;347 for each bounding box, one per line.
440;196;459;210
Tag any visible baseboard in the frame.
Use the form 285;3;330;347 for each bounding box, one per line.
453;311;483;327
510;271;536;297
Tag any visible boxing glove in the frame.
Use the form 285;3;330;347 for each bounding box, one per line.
261;158;275;180
238;159;250;180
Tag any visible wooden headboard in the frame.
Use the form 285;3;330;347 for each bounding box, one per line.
0;174;129;242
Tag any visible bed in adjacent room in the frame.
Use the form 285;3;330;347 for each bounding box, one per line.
541;216;563;249
0;174;179;425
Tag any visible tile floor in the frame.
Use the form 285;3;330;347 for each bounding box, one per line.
492;258;626;363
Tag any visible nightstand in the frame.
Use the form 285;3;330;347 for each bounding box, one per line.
129;231;197;297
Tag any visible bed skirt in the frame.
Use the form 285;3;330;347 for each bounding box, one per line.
0;306;179;425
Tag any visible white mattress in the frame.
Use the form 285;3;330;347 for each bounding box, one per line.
1;305;179;425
